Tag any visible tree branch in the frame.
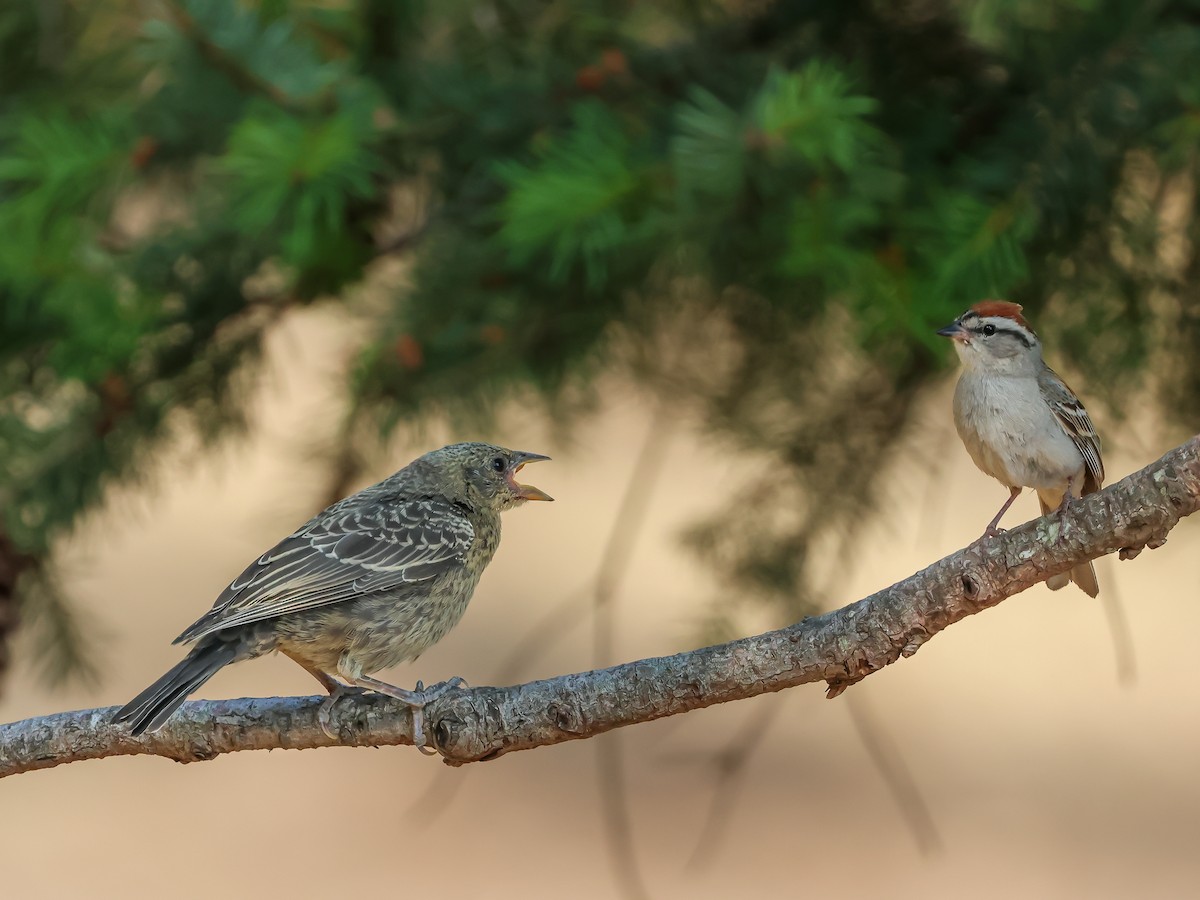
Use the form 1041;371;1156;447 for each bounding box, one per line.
3;435;1197;779
162;0;327;114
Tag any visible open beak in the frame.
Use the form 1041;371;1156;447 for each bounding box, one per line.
936;321;970;343
508;451;553;501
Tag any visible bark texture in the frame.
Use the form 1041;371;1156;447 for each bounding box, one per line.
2;435;1197;779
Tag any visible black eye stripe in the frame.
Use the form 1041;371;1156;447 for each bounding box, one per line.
970;322;1033;348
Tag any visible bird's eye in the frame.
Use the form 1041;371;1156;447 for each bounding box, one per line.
982;323;996;336
490;456;506;473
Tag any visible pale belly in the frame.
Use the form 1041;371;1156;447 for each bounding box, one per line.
271;570;482;675
953;374;1084;491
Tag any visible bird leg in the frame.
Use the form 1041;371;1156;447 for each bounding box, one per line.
282;650;367;740
982;486;1023;538
1055;475;1077;520
316;682;371;740
285;649;468;747
338;670;467;754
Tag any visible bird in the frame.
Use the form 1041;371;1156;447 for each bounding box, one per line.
113;441;553;746
937;300;1103;597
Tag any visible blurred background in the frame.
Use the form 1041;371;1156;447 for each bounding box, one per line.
2;0;1200;897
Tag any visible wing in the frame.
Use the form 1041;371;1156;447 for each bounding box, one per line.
1038;365;1105;493
175;498;474;644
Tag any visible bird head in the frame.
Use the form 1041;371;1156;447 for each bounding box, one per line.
427;442;554;513
936;300;1042;374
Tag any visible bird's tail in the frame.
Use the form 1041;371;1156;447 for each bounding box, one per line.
112;638;239;736
1038;491;1099;597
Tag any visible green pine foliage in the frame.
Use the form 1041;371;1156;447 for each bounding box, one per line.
222;102;381;266
497;103;657;290
2;0;1199;680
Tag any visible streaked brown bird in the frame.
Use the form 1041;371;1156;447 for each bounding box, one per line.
114;442;553;744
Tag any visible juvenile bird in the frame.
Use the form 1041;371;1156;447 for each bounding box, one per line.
937;301;1103;597
113;442;552;745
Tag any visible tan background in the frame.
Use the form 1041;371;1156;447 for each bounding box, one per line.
3;310;1198;898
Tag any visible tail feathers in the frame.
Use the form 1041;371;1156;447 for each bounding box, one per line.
1069;561;1099;597
1038;493;1100;597
113;639;239;736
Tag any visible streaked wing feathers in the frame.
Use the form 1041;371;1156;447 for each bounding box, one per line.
174;498;474;644
1038;366;1104;492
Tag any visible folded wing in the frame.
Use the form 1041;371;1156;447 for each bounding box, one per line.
175;498;474;644
1039;366;1104;493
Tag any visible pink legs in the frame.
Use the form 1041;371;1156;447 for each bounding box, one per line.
983;486;1023;538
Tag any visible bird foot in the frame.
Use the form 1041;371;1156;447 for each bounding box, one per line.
1047;496;1077;539
1054;476;1078;524
318;683;369;740
406;678;468;754
416;676;468;703
344;675;468;754
978;525;1007;541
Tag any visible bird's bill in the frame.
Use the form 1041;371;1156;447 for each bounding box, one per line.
515;483;554;501
509;451;554;501
936;321;970;343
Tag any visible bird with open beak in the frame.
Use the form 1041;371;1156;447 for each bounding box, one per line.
937;301;1104;597
114;442;553;746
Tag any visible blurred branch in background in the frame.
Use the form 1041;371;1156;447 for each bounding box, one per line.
3;433;1196;778
1098;558;1138;687
403;407;673;900
684;519;942;866
682;690;940;867
844;695;942;854
0;534;34;684
589;408;675;900
680;696;792;869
